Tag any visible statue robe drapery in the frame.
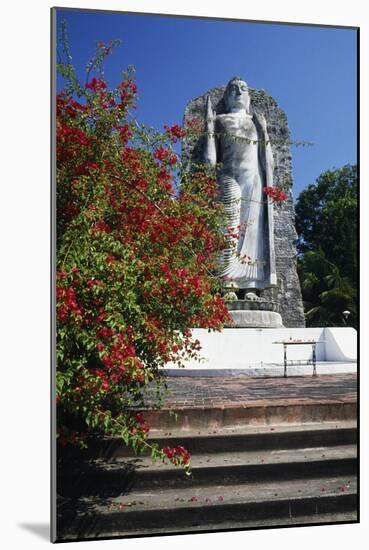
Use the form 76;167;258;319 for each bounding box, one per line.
214;111;277;289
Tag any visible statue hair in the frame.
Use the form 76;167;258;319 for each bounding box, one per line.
227;76;248;88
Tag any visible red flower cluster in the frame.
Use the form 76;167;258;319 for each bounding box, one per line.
101;97;116;110
85;77;107;93
118;124;132;146
187;170;218;199
157;167;173;192
57;286;83;322
226;225;241;240
122;147;142;173
185;117;205;135
263;186;288;202
60;202;80;220
164;124;186;143
135;178;148;192
132;412;150;434
74;161;99;176
96;326;113;340
57;124;90;147
57;93;87;119
94;329;146;387
56;119;92;168
94;368;110;391
118;79;137;110
163;445;191;465
159;263;210;300
91;221;111;234
193;295;232;329
154;146;177;166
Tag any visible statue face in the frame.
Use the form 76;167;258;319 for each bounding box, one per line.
224;79;250;113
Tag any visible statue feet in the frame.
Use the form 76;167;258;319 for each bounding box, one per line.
245;291;259;302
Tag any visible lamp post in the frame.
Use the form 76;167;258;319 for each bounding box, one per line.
342;310;351;326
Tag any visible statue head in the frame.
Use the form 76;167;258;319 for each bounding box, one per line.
224;76;251;114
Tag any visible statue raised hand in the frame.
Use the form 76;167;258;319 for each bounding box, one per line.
204;95;217;166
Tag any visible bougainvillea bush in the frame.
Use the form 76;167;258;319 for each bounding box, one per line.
55;35;232;473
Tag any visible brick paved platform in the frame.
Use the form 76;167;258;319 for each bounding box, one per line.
143;374;357;430
159;373;357;408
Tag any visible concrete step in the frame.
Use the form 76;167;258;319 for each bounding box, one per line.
58;443;357;496
59;421;357;460
142;401;356;430
58;511;358;540
57;475;357;540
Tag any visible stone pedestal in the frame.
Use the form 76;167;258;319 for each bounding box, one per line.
226;298;283;328
229;310;283;328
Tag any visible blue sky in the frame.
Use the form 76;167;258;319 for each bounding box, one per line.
55;8;357;199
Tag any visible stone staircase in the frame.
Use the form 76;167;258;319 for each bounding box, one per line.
57;420;357;541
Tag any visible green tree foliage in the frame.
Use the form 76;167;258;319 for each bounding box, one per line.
298;250;357;327
295;165;357;327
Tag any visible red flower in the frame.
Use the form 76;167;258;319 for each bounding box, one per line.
96;326;113;340
164;124;186;143
154;146;177;166
118;124;132;145
87;278;101;288
56;287;64;299
132;412;150;433
95;368;110;391
118;79;137;109
185;117;204;134
57;123;90;146
57;305;68;322
74;161;99;176
85;77;107;92
163;445;191;465
91;221;110;233
157;167;173;192
263;186;288;202
136;178;148;192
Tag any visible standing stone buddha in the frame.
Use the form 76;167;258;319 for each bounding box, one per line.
203;76;276;292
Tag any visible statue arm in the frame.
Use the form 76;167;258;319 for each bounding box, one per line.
255;113;274;185
203;95;217;166
263;120;274;185
254;112;277;285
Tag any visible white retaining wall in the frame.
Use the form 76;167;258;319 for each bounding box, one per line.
164;327;357;374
